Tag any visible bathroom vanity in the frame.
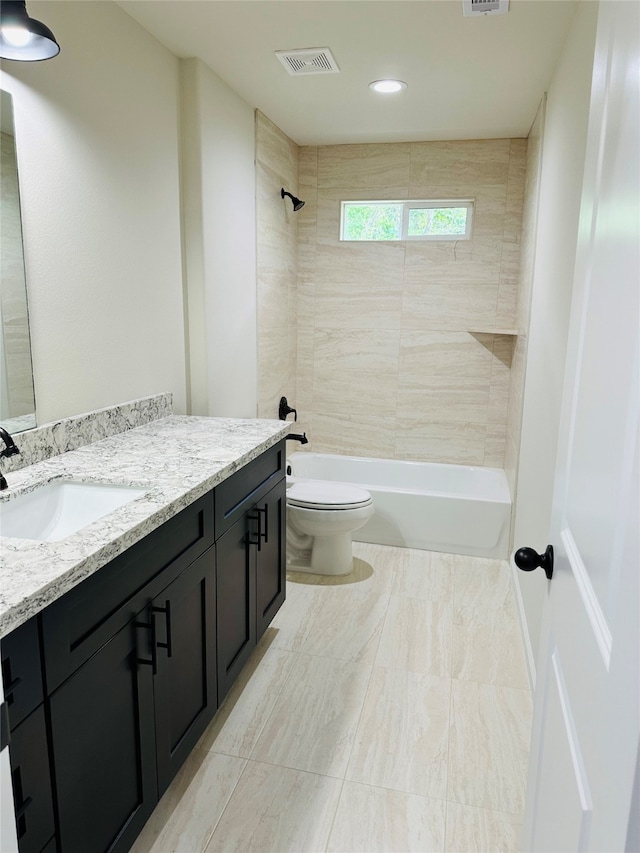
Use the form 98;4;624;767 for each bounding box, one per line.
0;411;288;853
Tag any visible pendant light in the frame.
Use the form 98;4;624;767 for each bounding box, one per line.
0;1;60;61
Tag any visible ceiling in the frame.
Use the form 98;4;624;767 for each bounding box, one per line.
116;0;577;146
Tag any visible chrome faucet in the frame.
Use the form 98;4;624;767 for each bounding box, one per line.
0;427;20;491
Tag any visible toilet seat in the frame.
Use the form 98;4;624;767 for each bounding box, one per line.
287;479;372;511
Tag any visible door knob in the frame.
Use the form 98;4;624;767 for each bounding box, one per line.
514;545;554;580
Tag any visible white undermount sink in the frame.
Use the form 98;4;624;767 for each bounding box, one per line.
0;480;148;542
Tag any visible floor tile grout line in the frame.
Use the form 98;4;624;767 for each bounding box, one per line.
200;754;250;853
244;647;306;764
339;549;398;784
323;777;347;853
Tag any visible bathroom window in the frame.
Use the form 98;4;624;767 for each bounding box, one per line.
340;200;473;241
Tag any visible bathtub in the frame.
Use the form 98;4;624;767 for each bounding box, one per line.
287;452;511;560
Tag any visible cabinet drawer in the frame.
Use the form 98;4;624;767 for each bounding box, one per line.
1;617;43;732
215;441;285;538
41;491;214;692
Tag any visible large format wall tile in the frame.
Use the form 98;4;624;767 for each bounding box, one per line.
318;143;411;188
261;134;529;466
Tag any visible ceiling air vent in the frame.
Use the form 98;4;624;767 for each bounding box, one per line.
462;0;509;16
275;47;340;76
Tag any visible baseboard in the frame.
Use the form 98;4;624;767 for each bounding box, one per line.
510;558;537;694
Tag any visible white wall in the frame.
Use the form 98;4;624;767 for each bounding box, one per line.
512;0;598;680
180;58;257;419
0;1;186;423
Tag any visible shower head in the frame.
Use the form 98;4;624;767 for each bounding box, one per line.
281;188;305;211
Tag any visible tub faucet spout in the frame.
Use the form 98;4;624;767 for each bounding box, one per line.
286;433;308;445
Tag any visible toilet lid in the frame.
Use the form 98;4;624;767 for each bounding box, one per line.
287;479;372;509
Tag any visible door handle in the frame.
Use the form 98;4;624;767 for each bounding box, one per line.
514;545;554;580
135;610;158;675
247;506;268;550
152;600;173;658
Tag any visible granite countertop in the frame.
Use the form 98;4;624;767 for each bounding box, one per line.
0;416;290;638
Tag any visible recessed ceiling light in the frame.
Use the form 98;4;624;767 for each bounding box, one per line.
369;79;407;94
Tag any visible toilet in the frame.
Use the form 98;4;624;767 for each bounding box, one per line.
286;477;374;575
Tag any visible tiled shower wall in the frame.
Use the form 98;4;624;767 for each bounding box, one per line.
255;112;299;419
295;140;527;465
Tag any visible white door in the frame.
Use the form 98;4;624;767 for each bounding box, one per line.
520;1;639;850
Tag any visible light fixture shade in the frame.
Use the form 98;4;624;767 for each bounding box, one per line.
0;1;60;61
369;79;407;94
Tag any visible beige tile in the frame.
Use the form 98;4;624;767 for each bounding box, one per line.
393;548;455;602
268;583;322;652
318;142;411;188
453;555;514;609
448;680;532;814
347;667;450;799
397;331;493;423
309;413;397;459
409;139;511;187
206;761;342;853
256;111;299;187
313;368;398;418
313;327;401;374
313;281;404;330
314;241;406;288
327;781;447;853
445;801;521;852
300;590;389;664
352;541;408;596
395;420;487;466
130;750;246;853
484;423;507;467
250;654;372;777
495;285;517;328
401;283;499;332
376;595;452;676
198;644;297;758
403;238;502;286
299;145;318;188
451;601;528;690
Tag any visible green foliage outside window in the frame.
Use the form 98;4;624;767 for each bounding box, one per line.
342;204;403;240
342;201;471;241
408;207;467;237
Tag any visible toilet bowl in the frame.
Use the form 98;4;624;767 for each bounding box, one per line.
286;478;374;575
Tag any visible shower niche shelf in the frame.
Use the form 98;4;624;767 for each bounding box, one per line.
467;328;518;336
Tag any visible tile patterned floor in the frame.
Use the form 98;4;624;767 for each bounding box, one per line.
132;543;532;853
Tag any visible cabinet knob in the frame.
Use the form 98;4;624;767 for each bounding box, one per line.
514;545;554;580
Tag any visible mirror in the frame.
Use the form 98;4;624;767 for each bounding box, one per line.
1;89;36;433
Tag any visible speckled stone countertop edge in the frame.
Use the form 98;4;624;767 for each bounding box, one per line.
0;416;290;638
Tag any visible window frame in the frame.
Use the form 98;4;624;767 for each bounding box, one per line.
339;199;474;242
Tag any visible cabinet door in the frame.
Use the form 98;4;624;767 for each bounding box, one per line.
48;619;156;853
216;516;256;703
153;547;217;795
256;478;286;640
8;706;55;853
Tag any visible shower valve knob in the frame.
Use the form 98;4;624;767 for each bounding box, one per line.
514;545;554;580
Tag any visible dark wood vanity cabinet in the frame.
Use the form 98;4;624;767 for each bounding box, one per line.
1;441;286;853
215;443;286;703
